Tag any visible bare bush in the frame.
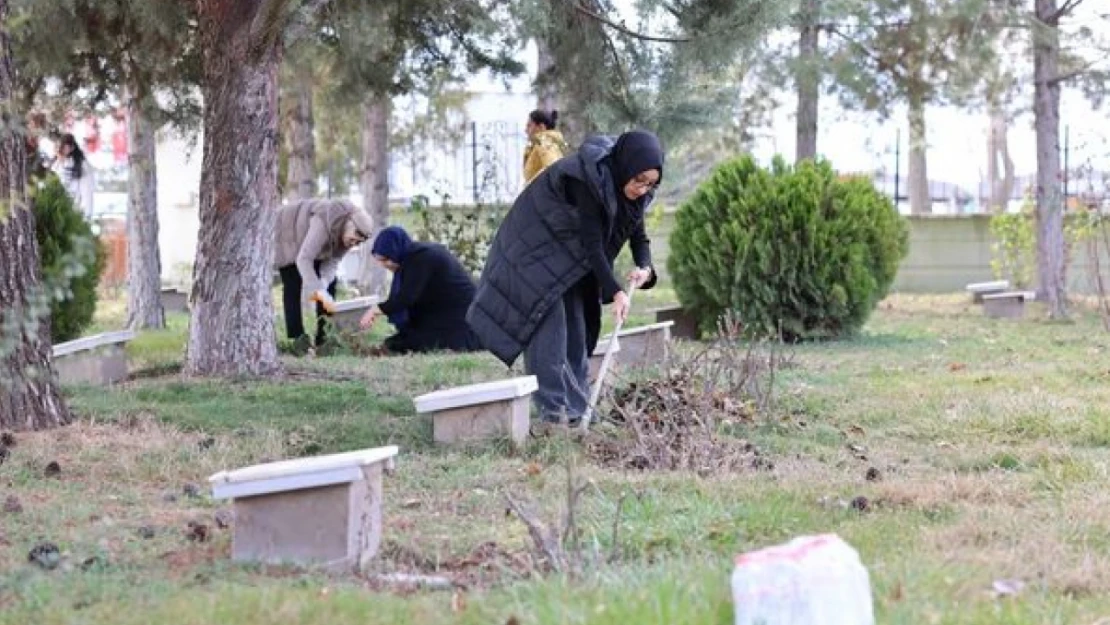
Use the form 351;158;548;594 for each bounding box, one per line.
587;311;791;474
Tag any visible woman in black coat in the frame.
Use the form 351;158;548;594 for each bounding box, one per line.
358;226;482;355
467;130;664;425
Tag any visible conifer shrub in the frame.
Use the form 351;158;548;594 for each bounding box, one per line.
667;155;908;341
33;175;105;343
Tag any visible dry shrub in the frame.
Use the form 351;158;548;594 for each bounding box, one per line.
587;316;791;474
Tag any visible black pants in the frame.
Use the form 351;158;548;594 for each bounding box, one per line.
278;262;337;345
523;285;590;422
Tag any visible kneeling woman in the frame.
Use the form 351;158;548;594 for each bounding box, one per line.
358;226;482;355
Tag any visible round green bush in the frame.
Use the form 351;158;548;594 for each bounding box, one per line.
33;175;105;343
667;155;908;341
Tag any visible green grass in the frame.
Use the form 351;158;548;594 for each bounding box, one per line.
8;292;1110;623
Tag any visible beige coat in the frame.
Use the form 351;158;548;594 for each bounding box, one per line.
274;198;374;294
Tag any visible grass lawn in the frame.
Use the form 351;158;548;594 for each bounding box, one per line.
4;292;1110;624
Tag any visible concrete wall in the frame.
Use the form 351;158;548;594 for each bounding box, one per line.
891;214;1110;294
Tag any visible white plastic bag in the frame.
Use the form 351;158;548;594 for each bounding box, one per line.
732;534;874;625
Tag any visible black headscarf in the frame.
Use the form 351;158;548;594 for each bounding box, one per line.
608;130;664;191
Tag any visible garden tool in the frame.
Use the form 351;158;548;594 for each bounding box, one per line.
581;271;646;432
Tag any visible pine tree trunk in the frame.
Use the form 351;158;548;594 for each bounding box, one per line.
794;0;820;163
1033;0;1067;318
986;104;1000;211
186;0;283;376
907;93;931;215
285;78;316;200
536;37;558;113
356;93;391;297
1000;129;1015;211
126;92;165;330
0;0;70;431
986;100;1016;214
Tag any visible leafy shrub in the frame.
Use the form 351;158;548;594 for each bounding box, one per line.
33;175;105;342
411;195;507;276
990;195;1098;290
989;201;1036;289
667;155;908;341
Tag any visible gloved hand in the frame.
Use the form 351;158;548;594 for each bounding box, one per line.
310;290;337;314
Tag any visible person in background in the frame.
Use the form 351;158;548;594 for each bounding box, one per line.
274;198;373;353
522;109;570;185
468;130;664;426
358;226;482;355
50;133;96;219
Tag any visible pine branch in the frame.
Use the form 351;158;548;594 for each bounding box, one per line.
1048;58;1104;86
1050;0;1087;24
283;0;336;47
572;2;691;44
826;25;906;83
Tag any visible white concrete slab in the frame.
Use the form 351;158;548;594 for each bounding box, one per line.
208;446;399;500
966;280;1010;293
333;296;378;314
613;320;674;338
52;330;137;358
211;467;365;500
414;376;538;413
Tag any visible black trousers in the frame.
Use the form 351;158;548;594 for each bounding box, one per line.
278;262;337;345
523;285;590;422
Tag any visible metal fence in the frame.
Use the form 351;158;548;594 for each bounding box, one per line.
411;120;525;206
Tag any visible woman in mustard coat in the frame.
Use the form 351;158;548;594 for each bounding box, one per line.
522;109;569;185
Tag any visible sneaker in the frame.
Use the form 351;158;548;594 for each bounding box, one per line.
288;334;312;357
530;418;587;439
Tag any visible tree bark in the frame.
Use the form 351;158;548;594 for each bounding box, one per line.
185;0;283;376
356;93;391;297
987;101;1014;213
1033;0;1067;318
126;92;165;330
907;92;931;215
0;0;70;431
795;0;820;163
536;37;558;113
284;78;316;200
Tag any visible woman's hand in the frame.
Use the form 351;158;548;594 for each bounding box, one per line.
612;291;631;324
359;306;381;330
626;267;652;289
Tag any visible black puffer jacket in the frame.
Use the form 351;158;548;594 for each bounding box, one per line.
467;135;657;367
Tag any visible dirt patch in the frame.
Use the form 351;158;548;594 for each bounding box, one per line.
373;540;535;590
873;474;1033;511
280;366;371;383
159;542;229;575
585;373;768;474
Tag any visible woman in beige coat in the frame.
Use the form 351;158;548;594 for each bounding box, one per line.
274;198;374;349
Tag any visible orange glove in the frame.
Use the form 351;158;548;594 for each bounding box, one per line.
310;290;337;314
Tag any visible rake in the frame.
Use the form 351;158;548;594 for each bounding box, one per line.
580;275;643;433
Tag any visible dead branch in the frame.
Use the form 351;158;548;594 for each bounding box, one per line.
572;2;691;44
1050;0;1088;24
561;455;591;555
503;492;568;573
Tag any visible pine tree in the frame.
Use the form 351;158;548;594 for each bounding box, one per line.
12;0;201;331
0;0;71;431
517;0;787;147
826;0;1000;214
